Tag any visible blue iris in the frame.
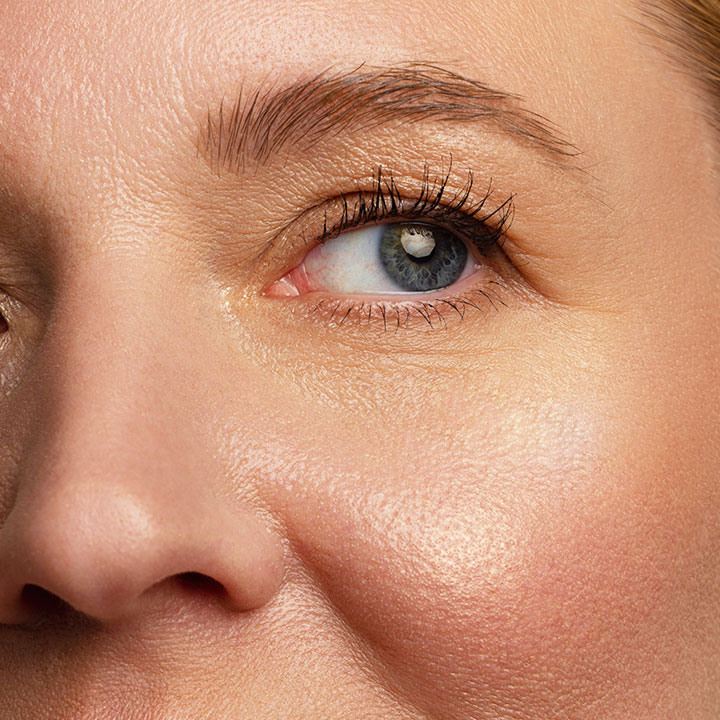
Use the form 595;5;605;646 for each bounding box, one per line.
379;224;468;292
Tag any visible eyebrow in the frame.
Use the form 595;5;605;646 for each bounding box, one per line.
199;63;580;173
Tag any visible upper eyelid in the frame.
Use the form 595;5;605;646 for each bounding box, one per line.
253;164;516;277
317;167;515;253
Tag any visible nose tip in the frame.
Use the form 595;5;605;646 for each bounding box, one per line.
0;480;285;624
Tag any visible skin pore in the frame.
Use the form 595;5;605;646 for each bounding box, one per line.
0;0;718;718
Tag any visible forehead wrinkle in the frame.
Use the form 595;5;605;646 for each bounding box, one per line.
197;63;584;176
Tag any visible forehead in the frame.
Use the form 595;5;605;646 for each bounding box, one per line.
0;1;624;164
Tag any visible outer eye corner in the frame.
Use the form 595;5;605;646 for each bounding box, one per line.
0;290;12;335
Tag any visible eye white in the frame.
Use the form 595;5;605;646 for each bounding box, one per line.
302;223;476;295
304;225;406;294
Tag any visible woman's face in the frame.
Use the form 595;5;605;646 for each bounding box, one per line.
0;0;718;717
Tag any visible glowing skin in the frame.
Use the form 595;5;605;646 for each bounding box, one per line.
0;1;718;718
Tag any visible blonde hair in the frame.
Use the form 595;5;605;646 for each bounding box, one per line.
641;1;720;130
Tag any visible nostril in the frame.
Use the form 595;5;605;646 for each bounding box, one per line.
19;585;77;626
13;585;101;631
172;572;238;605
172;572;245;613
15;577;227;626
22;584;67;613
174;572;228;602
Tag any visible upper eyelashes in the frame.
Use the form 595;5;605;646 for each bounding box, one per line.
265;164;515;300
322;164;515;255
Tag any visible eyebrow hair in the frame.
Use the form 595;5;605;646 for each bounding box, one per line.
199;63;581;173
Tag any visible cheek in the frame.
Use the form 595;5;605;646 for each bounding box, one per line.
284;396;717;717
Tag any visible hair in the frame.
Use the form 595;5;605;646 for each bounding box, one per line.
640;1;720;131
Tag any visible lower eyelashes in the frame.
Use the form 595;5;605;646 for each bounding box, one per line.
304;280;510;332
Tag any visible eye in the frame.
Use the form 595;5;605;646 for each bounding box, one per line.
271;221;476;297
262;166;517;331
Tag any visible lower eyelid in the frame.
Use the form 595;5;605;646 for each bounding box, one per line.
298;274;511;332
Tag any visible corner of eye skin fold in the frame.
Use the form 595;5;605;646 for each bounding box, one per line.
264;275;300;297
496;234;629;314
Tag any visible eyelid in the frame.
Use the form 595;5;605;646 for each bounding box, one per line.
261;164;516;295
257;163;525;332
284;274;512;333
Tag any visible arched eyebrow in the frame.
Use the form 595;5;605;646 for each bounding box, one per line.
198;63;581;174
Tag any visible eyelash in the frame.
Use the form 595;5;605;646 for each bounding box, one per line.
321;164;514;247
303;165;516;331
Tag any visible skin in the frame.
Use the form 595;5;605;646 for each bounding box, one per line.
0;0;718;718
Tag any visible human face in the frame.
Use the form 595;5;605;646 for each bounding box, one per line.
0;1;718;717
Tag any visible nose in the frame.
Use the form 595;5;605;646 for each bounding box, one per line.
0;264;285;624
0;479;285;624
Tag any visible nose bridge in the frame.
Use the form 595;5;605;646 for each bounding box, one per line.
54;250;203;416
54;245;220;443
21;269;211;555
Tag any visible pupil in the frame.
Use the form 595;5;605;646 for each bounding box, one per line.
379;223;468;292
